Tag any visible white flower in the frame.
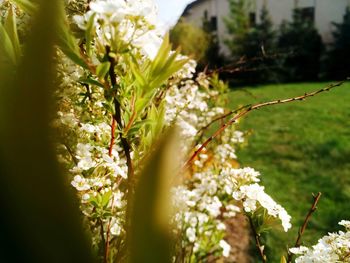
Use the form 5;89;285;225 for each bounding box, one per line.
81;123;96;133
82;193;90;201
204;196;222;217
186;227;196;243
217;222;226;230
289;246;309;255
293;222;350;262
90;0;127;18
339;220;350;230
132;31;162;60
219;240;231;257
110;222;122;236
193;242;200;253
238;184;291;231
71;175;90;191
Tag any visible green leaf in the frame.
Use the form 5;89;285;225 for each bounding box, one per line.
54;2;89;69
85;13;96;56
101;191;112;207
130;62;147;88
79;76;105;88
96;61;111;79
0;0;96;262
4;6;21;62
129;130;177;263
0;23;17;65
135;97;150;114
150;33;172;76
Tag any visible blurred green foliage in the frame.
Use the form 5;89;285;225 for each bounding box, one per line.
0;0;96;262
170;19;210;65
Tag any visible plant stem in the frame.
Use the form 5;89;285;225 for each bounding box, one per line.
287;192;322;263
248;216;267;263
99;219;107;263
106;46;134;260
106;48;134;185
108;117;116;157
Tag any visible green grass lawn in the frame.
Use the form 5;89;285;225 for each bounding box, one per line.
228;82;350;262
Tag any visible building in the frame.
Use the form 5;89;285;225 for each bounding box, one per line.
181;0;350;55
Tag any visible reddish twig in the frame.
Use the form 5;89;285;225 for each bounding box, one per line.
108;117;116;157
106;46;134;260
183;80;347;169
196;105;248;135
123;93;136;134
287;192;322;263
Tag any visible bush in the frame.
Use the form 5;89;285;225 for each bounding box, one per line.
170;19;210;68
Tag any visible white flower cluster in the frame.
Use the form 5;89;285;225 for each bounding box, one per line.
73;0;163;59
171;160;291;258
47;0;295;261
171;171;240;258
290;220;350;262
233;184;291;232
164;80;225;145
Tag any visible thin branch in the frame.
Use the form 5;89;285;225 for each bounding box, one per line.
99;219;107;263
108;117;116;157
183;80;347;169
248;216;267;263
62;143;78;165
104;193;115;263
105;46;134;262
196;105;248;135
206;51;294;75
287;192;322;263
106;46;134;185
123;93;136;134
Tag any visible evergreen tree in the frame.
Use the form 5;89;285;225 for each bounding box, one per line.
223;0;253;58
224;2;277;83
326;7;350;79
243;5;278;83
202;17;224;68
245;5;276;57
277;9;324;82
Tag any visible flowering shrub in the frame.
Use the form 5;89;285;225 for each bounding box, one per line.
290;221;350;263
1;0;347;262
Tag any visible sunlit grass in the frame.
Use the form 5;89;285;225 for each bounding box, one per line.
229;82;350;262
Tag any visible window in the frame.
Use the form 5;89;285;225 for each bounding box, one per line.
249;12;256;26
204;10;208;20
210;16;217;31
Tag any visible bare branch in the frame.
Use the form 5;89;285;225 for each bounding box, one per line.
287;192;322;263
248;216;267;263
183;80;347;169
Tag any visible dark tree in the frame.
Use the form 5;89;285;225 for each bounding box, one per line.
223;0;253;58
224;2;278;84
202;17;224;69
277;9;324;82
326;7;350;79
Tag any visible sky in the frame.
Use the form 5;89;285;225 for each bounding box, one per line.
154;0;194;28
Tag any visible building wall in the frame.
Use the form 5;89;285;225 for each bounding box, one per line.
315;0;350;43
182;0;350;56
